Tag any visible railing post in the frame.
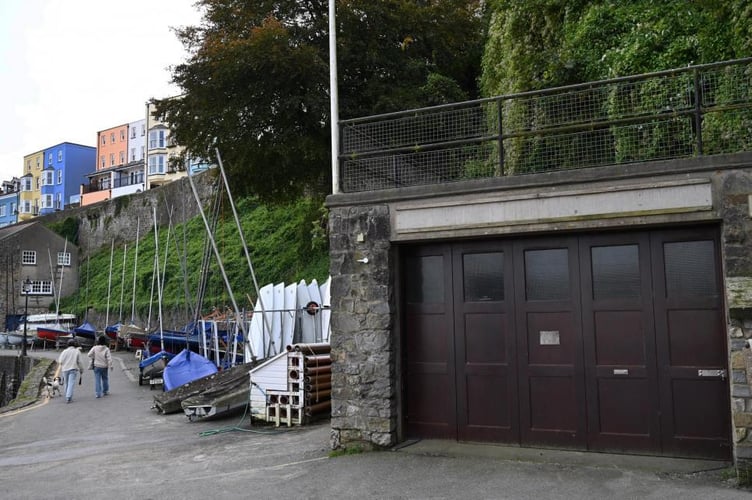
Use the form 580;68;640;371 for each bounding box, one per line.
497;98;505;176
693;68;704;155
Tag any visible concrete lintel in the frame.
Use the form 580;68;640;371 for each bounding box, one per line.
393;179;713;237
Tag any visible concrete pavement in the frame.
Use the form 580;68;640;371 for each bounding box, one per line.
0;348;749;499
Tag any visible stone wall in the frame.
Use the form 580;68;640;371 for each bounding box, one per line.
328;204;396;449
719;169;752;485
327;153;752;483
38;170;217;256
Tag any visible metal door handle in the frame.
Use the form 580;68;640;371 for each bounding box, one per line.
613;369;629;375
698;369;726;380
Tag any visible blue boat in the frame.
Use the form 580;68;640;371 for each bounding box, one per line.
163;349;218;391
138;350;176;387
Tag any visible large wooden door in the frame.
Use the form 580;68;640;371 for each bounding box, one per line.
403;226;730;459
579;232;661;453
452;241;518;442
652;228;731;459
404;244;456;439
513;237;587;449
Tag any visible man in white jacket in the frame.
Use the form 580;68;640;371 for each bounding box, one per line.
57;339;85;403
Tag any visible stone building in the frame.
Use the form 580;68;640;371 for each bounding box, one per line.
0;222;79;325
326;59;752;482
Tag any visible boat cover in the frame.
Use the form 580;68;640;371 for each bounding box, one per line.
139;350;176;370
73;321;97;338
163;349;218;391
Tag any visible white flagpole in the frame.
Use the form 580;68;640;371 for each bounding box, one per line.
329;0;340;194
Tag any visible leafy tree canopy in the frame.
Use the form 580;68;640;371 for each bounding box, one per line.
154;0;486;202
482;0;751;96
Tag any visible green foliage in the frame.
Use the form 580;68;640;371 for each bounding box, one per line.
154;0;486;202
46;217;79;246
482;0;748;97
59;196;329;322
481;1;751;172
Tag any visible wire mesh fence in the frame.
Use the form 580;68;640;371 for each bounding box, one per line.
339;58;752;193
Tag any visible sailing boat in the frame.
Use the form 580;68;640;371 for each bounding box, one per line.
35;240;77;347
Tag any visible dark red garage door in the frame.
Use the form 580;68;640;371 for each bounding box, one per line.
404;226;730;459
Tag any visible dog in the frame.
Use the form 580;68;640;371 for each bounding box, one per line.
42;376;63;398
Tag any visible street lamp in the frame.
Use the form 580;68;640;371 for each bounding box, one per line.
21;278;31;357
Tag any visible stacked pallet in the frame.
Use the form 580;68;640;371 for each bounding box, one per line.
251;343;331;426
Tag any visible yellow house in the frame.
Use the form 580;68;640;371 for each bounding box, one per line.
19;151;43;222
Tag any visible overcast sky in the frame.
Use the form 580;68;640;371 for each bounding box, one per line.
0;0;203;181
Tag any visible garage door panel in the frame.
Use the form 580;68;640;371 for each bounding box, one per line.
653;229;731;459
406;314;451;364
597;378;652;435
406;372;455;438
454;243;518;442
594;311;645;366
526;312;576;365
670;379;730;439
464;313;508;364
666;309;725;367
464;373;511;427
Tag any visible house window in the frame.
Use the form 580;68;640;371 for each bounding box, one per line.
141;124;146;136
26;160;31;172
140;146;145;160
56;193;62;210
110;153;115;166
57;150;63;162
20;201;31;214
131;148;136;162
21;177;32;191
36;158;41;169
110;132;115;143
11;202;17;215
22;250;36;265
42;171;54;186
0;205;5;217
120;130;125;141
57;169;63;184
25;280;53;295
100;156;105;168
149;130;166;149
42;194;53;209
36;177;40;189
119;151;125;164
148;155;166;174
101;135;106;145
47;153;53;165
57;251;71;266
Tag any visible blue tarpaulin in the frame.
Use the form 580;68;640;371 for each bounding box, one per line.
163;349;218;391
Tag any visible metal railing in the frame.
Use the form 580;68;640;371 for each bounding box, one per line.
339;58;752;193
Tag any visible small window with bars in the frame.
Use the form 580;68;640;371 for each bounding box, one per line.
22;250;36;265
57;252;71;266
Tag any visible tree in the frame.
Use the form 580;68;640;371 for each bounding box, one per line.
155;0;486;202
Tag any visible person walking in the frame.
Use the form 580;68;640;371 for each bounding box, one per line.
88;335;113;398
57;339;85;403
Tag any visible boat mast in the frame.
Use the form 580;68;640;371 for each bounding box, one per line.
186;172;251;358
54;239;67;324
130;219;140;325
215;148;269;356
153;206;165;352
105;240;114;328
118;244;127;323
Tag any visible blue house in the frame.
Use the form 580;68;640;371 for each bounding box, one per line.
0;178;19;227
39;143;95;215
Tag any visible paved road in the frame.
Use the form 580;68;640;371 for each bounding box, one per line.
0;349;749;499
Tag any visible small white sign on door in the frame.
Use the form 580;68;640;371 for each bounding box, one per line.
539;330;560;345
